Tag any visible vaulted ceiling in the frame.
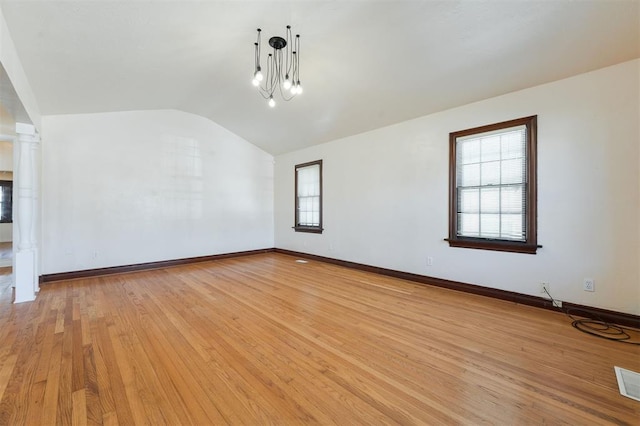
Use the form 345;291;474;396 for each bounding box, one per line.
1;1;638;155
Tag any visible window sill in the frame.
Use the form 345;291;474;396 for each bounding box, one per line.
445;238;541;254
293;226;324;234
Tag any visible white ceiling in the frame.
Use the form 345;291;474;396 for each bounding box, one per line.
0;1;638;155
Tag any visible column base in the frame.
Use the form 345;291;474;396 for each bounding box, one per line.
15;249;36;303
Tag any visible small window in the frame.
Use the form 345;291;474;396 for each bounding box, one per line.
448;116;539;254
294;160;323;233
0;181;12;223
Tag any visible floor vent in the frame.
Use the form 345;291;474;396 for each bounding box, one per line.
295;260;308;264
614;366;640;402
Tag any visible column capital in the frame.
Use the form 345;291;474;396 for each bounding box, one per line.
16;123;40;145
16;122;36;136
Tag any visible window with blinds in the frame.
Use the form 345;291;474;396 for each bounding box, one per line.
448;116;539;254
294;160;323;233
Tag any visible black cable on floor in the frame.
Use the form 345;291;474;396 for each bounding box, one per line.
543;288;640;345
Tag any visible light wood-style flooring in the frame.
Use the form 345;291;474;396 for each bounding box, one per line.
0;253;638;425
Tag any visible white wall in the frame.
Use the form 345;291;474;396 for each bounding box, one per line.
275;60;640;316
0;141;12;171
42;109;274;274
0;224;11;243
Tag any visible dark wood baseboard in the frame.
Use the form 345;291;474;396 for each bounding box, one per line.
274;248;640;329
41;248;275;283
39;246;639;329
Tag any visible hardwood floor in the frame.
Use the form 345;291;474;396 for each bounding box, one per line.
0;253;638;425
0;242;12;268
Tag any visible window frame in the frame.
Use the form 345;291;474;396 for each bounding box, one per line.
447;116;539;254
0;180;12;224
294;159;323;234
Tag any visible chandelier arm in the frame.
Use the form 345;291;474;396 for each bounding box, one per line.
285;26;292;79
256;87;273;100
291;52;297;85
257;30;261;66
284;26;289;78
252;29;260;85
278;83;296;101
295;35;300;82
266;53;274;94
254;43;259;72
270;49;279;95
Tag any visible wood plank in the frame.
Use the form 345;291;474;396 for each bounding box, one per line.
72;389;87;426
94;316;134;425
41;331;63;424
0;253;638;424
56;283;74;426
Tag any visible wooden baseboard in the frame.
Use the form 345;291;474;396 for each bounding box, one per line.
41;248;275;283
274;248;640;329
39;246;639;329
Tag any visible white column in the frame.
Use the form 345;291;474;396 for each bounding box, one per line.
14;122;39;303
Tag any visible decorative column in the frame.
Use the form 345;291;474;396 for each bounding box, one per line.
14;122;40;303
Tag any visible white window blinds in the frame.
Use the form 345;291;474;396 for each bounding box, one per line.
296;163;321;227
456;125;527;241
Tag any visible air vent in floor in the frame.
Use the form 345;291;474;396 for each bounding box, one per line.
614;366;640;402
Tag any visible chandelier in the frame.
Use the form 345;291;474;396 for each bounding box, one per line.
252;26;302;108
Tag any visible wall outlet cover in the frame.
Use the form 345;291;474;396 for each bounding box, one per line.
584;279;595;292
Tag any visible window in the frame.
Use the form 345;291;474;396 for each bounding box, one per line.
0;181;12;223
448;116;538;254
294;160;323;233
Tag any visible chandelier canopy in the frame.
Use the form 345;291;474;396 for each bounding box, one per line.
252;26;302;108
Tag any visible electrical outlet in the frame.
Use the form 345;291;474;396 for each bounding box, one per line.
584;278;595;292
553;300;562;308
427;257;433;266
540;282;550;295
